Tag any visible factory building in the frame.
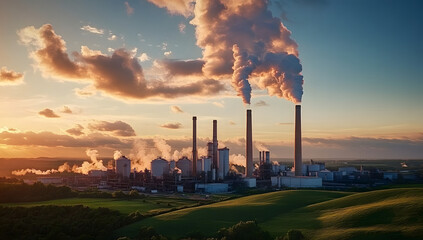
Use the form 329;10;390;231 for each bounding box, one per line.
218;147;229;180
271;176;322;188
176;157;192;177
115;156;131;178
151;157;170;179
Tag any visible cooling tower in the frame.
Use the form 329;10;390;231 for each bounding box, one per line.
246;109;253;177
294;105;302;176
192;116;197;177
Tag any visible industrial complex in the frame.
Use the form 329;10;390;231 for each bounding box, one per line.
29;105;411;193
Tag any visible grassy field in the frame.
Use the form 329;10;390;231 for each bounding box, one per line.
116;188;423;239
3;197;199;214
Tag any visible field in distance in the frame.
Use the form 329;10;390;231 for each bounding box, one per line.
3;197;199;215
116;187;423;240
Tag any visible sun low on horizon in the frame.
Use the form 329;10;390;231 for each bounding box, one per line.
0;0;422;164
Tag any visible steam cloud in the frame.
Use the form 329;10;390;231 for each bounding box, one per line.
12;149;107;176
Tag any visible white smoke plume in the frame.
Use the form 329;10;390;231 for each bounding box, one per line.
113;150;123;160
11;150;108;176
71;149;107;174
12;162;72;176
255;142;269;151
148;0;304;104
229;154;246;167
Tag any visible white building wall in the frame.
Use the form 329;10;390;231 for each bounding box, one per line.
272;176;322;188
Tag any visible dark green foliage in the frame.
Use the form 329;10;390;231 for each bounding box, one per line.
281;230;306;240
217;221;272;240
0;205;126;240
113;190;128;198
138;226;169;240
0;182;76;202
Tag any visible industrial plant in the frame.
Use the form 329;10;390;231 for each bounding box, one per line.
27;105;410;193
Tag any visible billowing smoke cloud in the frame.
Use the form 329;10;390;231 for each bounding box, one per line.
255;142;269;151
113;150;123;160
0;66;24;85
12;163;72;176
18;24;225;101
88;120;136;137
229;154;246;167
38;108;60;118
150;0;304;104
12;149;107;176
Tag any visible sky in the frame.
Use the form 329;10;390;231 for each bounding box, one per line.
0;0;422;163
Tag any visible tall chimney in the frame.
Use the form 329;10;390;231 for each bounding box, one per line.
192;116;197;177
212;120;218;173
246;109;253;177
294;105;302;176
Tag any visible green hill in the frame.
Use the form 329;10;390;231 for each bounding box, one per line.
115;188;423;240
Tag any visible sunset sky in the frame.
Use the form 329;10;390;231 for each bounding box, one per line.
0;0;422;161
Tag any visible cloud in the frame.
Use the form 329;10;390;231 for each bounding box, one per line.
164;51;172;57
19;24;225;101
254;100;268;107
74;85;96;97
178;23;186;33
212;101;224;108
108;34;117;41
160;122;182;129
0;130;128;148
61;106;72;114
124;1;134;16
170;105;184;113
0;67;24;85
66;124;84;136
147;0;194;17
88;120;136;137
138;53;151;62
80;25;104;35
303;135;423;159
38;108;60;118
155;59;204;76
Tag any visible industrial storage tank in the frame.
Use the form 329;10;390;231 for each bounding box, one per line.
218;147;229;179
202;157;212;172
115;156;131;178
151;157;169;179
176;157;192;177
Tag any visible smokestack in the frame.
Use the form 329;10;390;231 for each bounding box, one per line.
212;120;218;174
294;105;302;176
192;116;197;177
246;109;253;177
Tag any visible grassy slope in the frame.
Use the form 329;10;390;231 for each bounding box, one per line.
3;197;197;214
115;190;349;238
116;188;423;240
